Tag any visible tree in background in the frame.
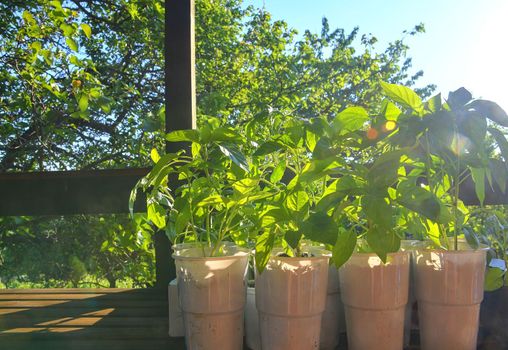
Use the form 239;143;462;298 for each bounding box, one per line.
0;0;434;287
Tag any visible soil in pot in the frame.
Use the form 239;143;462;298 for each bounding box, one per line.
414;243;488;350
339;251;410;350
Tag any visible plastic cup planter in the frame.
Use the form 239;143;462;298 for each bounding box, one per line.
414;242;489;350
172;243;250;350
339;250;410;350
255;248;330;350
245;266;346;350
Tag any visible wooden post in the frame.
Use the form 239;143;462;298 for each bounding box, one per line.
154;0;196;288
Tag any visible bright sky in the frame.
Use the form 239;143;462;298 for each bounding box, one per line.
243;0;508;111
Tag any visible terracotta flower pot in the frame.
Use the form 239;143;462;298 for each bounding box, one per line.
414;244;488;350
255;253;329;350
339;251;410;350
173;244;249;350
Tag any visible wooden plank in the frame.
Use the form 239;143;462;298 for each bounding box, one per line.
0;168;149;216
0;316;167;328
0;300;166;308
0;326;169;339
0;339;186;350
0;307;167;317
0;288;163;294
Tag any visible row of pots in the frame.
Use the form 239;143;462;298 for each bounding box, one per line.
169;242;488;350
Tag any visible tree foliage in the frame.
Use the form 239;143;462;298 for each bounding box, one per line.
0;0;434;286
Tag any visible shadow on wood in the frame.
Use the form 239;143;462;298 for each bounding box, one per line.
0;288;184;350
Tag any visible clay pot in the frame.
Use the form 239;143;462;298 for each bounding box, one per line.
414;244;488;350
173;244;249;350
255;252;329;350
339;251;410;350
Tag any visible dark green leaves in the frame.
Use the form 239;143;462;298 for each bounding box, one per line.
332;230;356;268
469;100;508;127
470;167;486;206
300;212;338;246
366;227;400;263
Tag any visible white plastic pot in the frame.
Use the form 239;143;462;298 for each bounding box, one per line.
320;266;346;350
173;244;249;350
245;286;261;350
414;243;488;350
255;252;330;350
399;240;424;347
339;251;410;350
168;278;185;337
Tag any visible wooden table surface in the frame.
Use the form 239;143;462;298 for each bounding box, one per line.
0;288;499;350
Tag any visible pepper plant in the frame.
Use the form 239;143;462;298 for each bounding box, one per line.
380;82;508;250
130;117;273;257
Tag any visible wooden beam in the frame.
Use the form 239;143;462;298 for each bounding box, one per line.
156;0;197;287
165;0;196;152
0;169;149;216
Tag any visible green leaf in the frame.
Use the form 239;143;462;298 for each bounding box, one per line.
255;231;275;273
31;41;42;52
286;190;309;214
150;148;160;163
332;229;357;268
78;94;89;112
301;212;338;246
459;113;487;148
470;167;486;206
22;11;35;25
367;150;402;188
332;106;369;134
366;227;400;263
196;195;224;207
463;227;479;249
253;141;283;156
219;144;249;172
81;23;92;39
397;181;441;222
426;93;442;113
488;128;508;163
380;82;423;113
60;23;75;37
381;100;402;121
65;38;78;52
270;160;286;183
363;195;393;229
285;230;303;250
484;267;505;292
147;202;166;229
447;87;472;109
165;130;199;143
469;99;508;127
490;159;507;193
